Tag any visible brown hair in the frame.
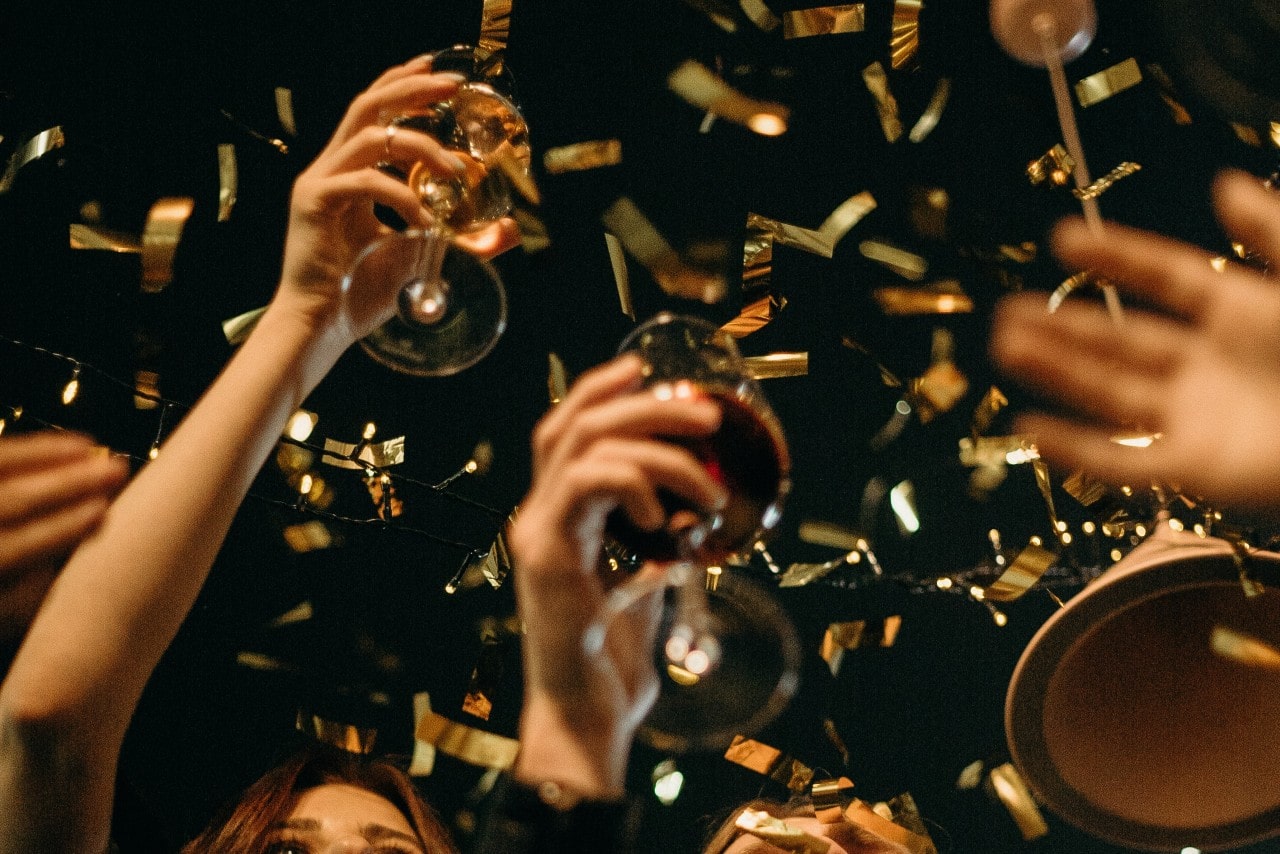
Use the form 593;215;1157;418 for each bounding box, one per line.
180;744;458;854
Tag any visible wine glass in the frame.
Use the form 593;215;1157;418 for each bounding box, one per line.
350;44;532;377
585;312;801;752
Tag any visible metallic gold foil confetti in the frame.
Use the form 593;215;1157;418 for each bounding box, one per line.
296;711;377;754
602;196;727;303
863;62;904;143
133;370;161;411
987;763;1049;841
779;556;850;587
798;520;865;551
983;543;1056;601
891;0;923;69
724;735;815;793
743;352;808;379
821;617;902;675
782;4;866;38
909;328;968;422
739;0;780;30
667;60;791;136
274;87;298;137
845;799;937;854
217;143;238;222
462;621;505;721
141;196;195;293
908;77;951;143
747;213;830;258
1061;468;1110;506
511;206;550;253
722;295;784;338
542;139;622;174
604;231;635;318
0;126;65;193
811;776;857;823
222;306;268;345
969;386;1008;436
1027;143;1075;187
1075;57;1143;108
877;793;935;850
415;710;519;769
736;810;830;853
547;352;569;404
69;224;141;253
1142;63;1194;125
1072;161;1141;200
321;435;405;470
236;651;296;672
1231;123;1264;147
363;471;402;520
1031;458;1060;529
409;692;437;776
874;281;972;315
268;600;313;627
860;239;928;280
679;0;740;31
1211;626;1280;670
479;0;512;55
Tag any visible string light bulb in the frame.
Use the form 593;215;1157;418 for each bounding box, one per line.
62;363;82;405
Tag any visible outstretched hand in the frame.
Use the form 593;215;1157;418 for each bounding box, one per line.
991;170;1280;512
507;354;726;797
0;431;128;649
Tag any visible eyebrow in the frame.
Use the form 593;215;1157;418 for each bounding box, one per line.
273;818;425;850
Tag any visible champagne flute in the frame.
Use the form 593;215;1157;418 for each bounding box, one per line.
586;312;801;752
350;44;532;377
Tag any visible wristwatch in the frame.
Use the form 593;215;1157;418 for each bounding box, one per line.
470;772;639;853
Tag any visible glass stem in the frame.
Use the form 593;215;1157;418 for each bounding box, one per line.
400;226;452;326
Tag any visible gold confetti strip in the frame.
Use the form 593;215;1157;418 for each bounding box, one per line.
909;329;968;423
409;692;437;777
742;227;774;294
983;543;1056;602
969;386;1008;436
236;651;296;672
799;520;865;551
860;239;927;280
1142;63;1194;125
268;600;313;627
1027;143;1074;187
462;624;505;721
296;711;378;755
1031;458;1060;529
1061;468;1110;507
603;231;634;318
890;0;923;69
721;295;784;338
739;0;780;30
1075;57;1143;109
957;436;1039;468
724;735;815;793
1210;626;1280;670
908;77;951;143
133;370;161;411
217;143;238;222
321;435;405;469
876;793;936;853
542;139;622;174
0;126;65;193
512;206;551;253
844;799;937;854
222;305;268;345
1072;161;1142;201
782;4;866;39
822;618;902;675
778;557;848;588
1046;270;1099;313
274;87;298;137
547;352;569;404
679;0;740;32
811;776;857;822
667;60;790;136
863;62;904;143
987;763;1049;841
415;710;520;769
69;223;141;253
736;810;830;853
602;196;727;303
874;281;973;315
479;0;512;55
141;196;195;293
743;352;808;379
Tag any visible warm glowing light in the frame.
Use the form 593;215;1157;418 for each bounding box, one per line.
936;577;953;589
1055;521;1068;532
889;481;920;534
1135;524;1147;537
1060;532;1073;545
1081;521;1096;534
684;649;711;675
992;610;1008;627
1168;518;1184;531
464;459;479;473
1110;548;1123;562
285;410;318;442
148;444;160;460
62;365;82;404
969;586;985;601
747;112;787;136
299;474;314;495
653;762;685;806
1029;535;1042;547
1112;432;1161;447
363;422;377;440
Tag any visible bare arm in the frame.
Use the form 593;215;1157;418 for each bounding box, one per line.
0;55;518;854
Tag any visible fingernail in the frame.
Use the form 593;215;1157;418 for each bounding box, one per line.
436;72;468;84
446;153;468;174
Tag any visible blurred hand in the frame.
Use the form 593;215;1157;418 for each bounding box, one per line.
0;431;128;647
276;55;520;345
507;354;726;796
990;170;1280;512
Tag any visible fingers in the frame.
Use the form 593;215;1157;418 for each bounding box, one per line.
1011;412;1171;489
454;216;521;259
1214;170;1280;268
1050;217;1224;322
990;293;1185;429
0;430;98;477
531;356;646;463
329;57;460;145
0;496;113;575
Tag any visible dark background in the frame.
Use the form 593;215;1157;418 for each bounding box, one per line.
3;1;1280;851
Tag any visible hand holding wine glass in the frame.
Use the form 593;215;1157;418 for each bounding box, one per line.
349;44;532;376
